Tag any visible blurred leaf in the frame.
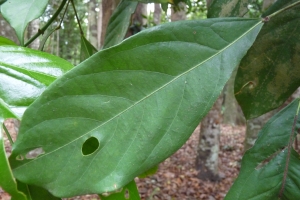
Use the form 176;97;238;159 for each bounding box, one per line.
0;37;16;46
207;0;255;17
99;180;140;200
131;0;171;3
17;182;61;200
262;0;293;17
0;125;27;200
0;46;73;123
103;0;138;49
10;18;262;197
234;1;300;119
0;0;48;45
80;36;98;62
138;165;158;178
226;99;300;199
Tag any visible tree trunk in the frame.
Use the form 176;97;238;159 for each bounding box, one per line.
171;2;186;21
196;96;222;181
27;19;40;49
88;0;98;48
127;3;147;36
100;0;120;47
153;4;161;25
223;68;245;125
0;14;18;44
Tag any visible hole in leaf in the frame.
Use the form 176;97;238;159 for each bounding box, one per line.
124;189;129;199
16;155;24;160
82;137;99;155
26;147;45;159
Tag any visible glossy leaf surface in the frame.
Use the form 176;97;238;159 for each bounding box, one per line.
226;99;300;199
207;0;255;17
0;36;16;46
99;180;140;200
0;46;73;123
102;0;138;49
11;18;262;197
80;36;98;62
0;127;27;200
234;3;300;119
0;0;48;45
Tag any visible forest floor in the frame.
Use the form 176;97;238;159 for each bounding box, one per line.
1;120;245;200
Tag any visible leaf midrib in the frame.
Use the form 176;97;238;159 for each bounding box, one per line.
14;20;262;169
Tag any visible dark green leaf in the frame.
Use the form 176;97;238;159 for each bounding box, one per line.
226;99;300;200
207;0;255;17
10;18;262;197
99;180;140;200
0;126;27;200
80;36;98;62
0;46;73;123
102;0;138;49
17;182;61;200
0;0;48;45
262;0;293;17
234;3;300;119
0;0;6;5
0;37;16;46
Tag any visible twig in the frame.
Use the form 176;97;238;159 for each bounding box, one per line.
24;0;68;47
263;1;300;22
279;99;300;198
70;0;84;36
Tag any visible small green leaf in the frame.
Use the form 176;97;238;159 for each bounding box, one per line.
0;0;48;45
102;0;138;49
234;1;300;119
0;37;16;46
80;36;98;62
0;46;73;123
226;99;300;199
0;125;27;200
207;0;255;17
10;18;262;197
99;180;140;200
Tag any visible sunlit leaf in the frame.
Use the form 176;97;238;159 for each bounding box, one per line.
102;0;138;49
99;180;140;200
0;0;48;45
10;18;262;197
80;36;98;62
207;0;255;17
0;36;16;46
234;1;300;119
0;46;73;123
0;125;27;200
226;99;300;199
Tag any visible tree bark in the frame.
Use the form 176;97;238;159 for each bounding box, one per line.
153;4;161;25
27;19;40;49
100;0;120;47
88;0;98;48
196;96;222;181
0;14;18;44
171;2;186;21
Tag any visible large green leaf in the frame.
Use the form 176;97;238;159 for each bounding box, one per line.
0;0;48;45
0;46;73;123
102;0;138;49
234;2;300;119
10;18;262;197
207;0;255;17
0;126;27;200
226;99;300;199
